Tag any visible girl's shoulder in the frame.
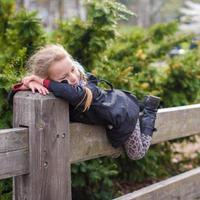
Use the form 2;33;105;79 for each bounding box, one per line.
86;72;113;91
86;72;99;84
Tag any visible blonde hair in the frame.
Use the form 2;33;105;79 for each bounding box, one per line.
27;44;93;111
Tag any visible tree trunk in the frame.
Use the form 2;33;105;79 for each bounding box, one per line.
137;0;151;27
16;0;24;10
58;0;64;20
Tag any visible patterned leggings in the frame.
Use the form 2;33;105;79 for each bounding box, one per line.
124;119;152;160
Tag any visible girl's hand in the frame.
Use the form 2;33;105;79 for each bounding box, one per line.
28;81;49;95
22;75;44;86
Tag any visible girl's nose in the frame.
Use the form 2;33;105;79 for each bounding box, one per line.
69;74;77;83
70;75;75;81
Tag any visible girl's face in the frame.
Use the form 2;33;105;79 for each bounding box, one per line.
48;57;81;85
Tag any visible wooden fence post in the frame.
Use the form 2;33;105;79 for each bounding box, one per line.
12;91;71;200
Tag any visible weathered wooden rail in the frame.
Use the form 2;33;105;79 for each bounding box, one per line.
0;91;200;199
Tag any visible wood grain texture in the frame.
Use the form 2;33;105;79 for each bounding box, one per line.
0;149;28;180
113;167;200;200
0;128;28;153
13;91;71;200
70;123;122;163
0;128;28;179
153;104;200;144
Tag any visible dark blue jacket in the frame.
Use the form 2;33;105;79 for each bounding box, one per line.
8;73;140;148
43;73;140;148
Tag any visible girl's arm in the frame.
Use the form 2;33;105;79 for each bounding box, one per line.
12;82;29;92
7;82;30;106
43;79;86;106
11;80;48;95
7;81;49;106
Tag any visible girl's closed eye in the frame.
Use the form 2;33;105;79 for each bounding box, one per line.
59;74;68;81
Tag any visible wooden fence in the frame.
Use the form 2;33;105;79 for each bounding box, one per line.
0;91;200;199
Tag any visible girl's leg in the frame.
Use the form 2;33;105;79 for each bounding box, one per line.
140;95;160;136
124;119;152;160
124;95;160;160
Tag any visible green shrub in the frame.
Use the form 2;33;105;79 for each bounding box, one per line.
0;4;46;128
72;159;118;200
51;0;134;70
160;50;200;106
0;179;12;200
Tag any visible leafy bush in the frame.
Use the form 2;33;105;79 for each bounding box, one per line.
0;179;12;200
51;0;134;70
72;159;118;200
160;50;200;106
0;1;46;128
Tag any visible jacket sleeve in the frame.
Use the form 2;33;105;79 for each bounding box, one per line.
7;83;30;106
43;79;86;106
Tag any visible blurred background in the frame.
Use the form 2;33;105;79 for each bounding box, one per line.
15;0;200;33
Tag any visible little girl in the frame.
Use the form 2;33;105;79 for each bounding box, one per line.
9;44;160;160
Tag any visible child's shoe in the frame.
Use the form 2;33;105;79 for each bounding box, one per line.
143;95;160;110
140;95;160;137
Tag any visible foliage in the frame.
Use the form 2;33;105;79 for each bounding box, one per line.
72;159;118;200
51;0;134;69
116;143;172;182
0;179;12;200
0;0;14;43
160;51;200;106
0;1;46;128
0;0;200;199
92;21;200;107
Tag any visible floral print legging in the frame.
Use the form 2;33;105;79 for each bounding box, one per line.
124;119;152;160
